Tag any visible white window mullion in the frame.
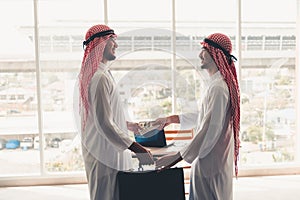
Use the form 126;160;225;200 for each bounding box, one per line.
296;0;300;164
33;0;45;175
171;0;176;114
104;0;108;25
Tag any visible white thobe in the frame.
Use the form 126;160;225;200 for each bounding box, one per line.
179;71;234;200
80;63;134;200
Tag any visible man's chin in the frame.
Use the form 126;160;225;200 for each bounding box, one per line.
200;64;209;69
108;55;116;61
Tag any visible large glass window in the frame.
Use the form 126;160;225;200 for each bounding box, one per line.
0;0;299;185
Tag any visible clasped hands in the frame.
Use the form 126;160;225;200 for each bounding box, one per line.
127;116;172;134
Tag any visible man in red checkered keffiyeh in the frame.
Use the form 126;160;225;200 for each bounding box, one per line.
155;33;240;200
79;24;116;130
78;24;154;200
201;33;240;177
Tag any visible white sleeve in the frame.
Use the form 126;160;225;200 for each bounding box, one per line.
178;112;198;130
180;85;229;163
91;74;133;151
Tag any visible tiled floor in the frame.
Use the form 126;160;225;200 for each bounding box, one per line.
0;175;300;200
233;175;300;200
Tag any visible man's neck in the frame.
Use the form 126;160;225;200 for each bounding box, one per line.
101;59;108;64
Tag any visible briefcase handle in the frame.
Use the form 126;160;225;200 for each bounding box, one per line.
138;163;144;171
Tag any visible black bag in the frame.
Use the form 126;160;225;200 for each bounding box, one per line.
117;167;185;200
134;129;166;147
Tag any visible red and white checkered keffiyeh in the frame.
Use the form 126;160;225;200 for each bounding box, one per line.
201;33;241;177
79;24;116;131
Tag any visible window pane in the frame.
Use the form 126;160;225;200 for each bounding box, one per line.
240;0;297;168
0;1;40;176
37;0;102;173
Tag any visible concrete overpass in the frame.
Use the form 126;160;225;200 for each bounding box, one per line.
0;32;296;72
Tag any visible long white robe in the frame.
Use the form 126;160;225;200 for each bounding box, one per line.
179;71;234;200
81;63;134;200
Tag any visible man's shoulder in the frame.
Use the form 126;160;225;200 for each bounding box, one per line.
89;71;112;91
209;79;229;94
210;78;226;88
91;70;110;82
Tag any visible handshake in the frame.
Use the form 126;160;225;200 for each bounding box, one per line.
127;119;166;136
127;116;178;135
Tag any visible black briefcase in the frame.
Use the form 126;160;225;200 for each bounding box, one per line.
117;167;185;200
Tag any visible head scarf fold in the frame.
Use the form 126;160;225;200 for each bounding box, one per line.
201;33;241;177
79;24;116;130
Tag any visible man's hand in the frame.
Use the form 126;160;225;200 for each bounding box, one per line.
155;152;182;171
128;142;154;165
152;117;169;130
135;151;154;166
153;115;180;130
127;121;142;134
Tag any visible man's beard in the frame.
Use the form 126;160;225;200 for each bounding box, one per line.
200;60;213;69
103;45;116;61
106;53;116;61
103;51;116;61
